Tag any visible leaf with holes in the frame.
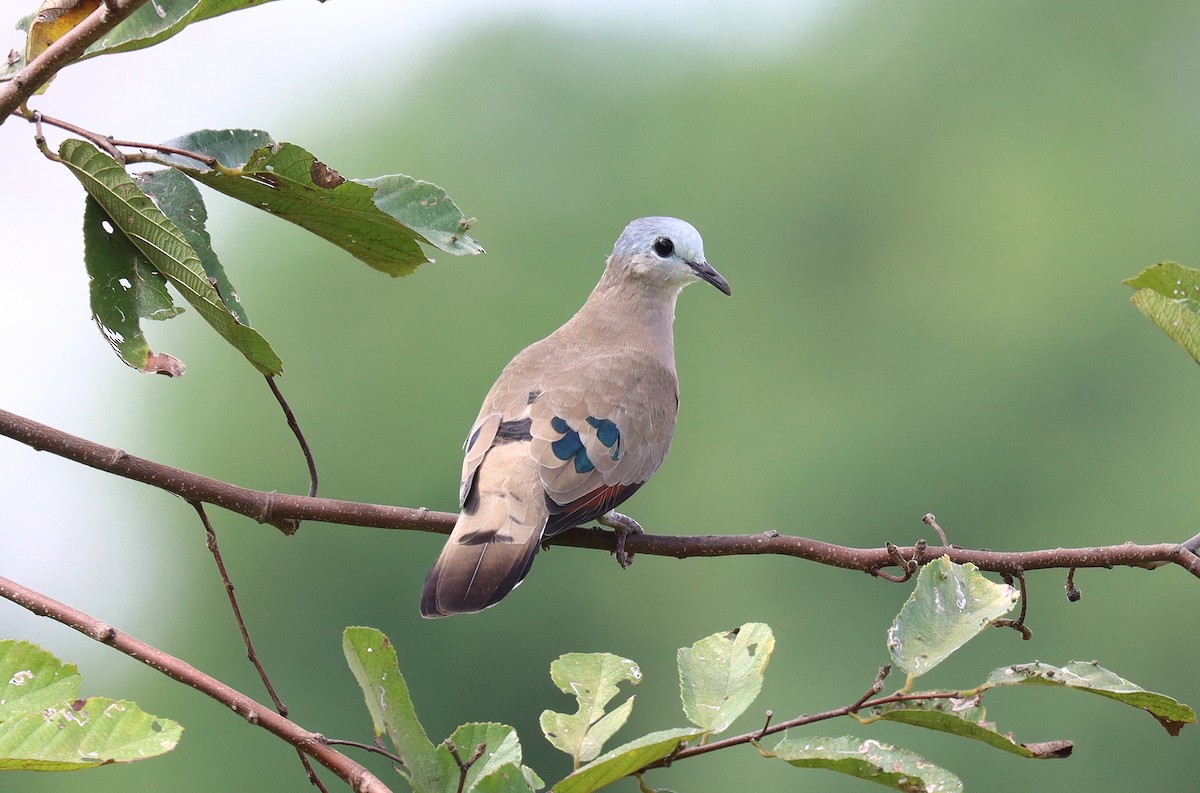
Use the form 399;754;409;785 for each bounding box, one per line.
764;735;962;792
0;640;181;771
678;622;774;734
983;661;1196;736
83;196;186;375
863;696;1073;759
58;138;282;375
0;640;82;722
1126;261;1200;366
887;556;1018;679
540;653;640;765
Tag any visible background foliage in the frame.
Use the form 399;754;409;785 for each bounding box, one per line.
3;1;1199;791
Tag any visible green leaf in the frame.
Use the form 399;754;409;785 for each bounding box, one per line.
551;728;705;793
1125;262;1200;365
678;622;774;734
984;661;1196;736
864;697;1073;759
135;168;250;324
57;138;282;375
146;129;484;276
764;735;962;793
0;640;181;772
342;627;441;791
0;640;82;723
83;196;187;376
540;652;640;765
435;723;536;793
0;697;183;771
887;556;1018;678
88;0;278;59
1;1;279;81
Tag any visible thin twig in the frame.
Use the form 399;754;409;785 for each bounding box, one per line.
0;574;392;793
873;542;917;582
647;684;963;768
1065;567;1082;602
266;375;319;498
111;136;219;168
18;109;221;166
191;502;328;792
18;107;124;160
849;664;892;711
993;570;1033;640
922;513;950;546
2;407;1200;579
322;738;405;766
754;710;774;740
445;739;486;793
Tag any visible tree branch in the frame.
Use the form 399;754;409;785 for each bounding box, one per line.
0;574;393;793
0;0;151;121
2;407;1198;579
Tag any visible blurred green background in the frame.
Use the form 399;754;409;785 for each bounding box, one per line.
3;1;1200;792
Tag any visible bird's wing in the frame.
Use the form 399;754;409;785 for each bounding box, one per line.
525;353;678;536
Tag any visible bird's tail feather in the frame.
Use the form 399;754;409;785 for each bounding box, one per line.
420;444;546;618
420;532;541;617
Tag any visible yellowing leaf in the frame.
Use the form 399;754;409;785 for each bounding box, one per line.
25;0;101;61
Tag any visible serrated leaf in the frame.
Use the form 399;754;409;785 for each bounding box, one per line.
342;627;441;791
58;138;282;375
144;129;484;276
864;697;1072;759
678;622;774;734
436;722;534;793
551;727;705;793
887;556;1018;678
134;168;249;324
764;735;962;792
1125;261;1200;365
0;640;82;723
984;661;1196;736
0;697;181;771
540;653;640;765
83;196;186;375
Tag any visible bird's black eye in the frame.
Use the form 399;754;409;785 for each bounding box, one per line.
652;237;674;258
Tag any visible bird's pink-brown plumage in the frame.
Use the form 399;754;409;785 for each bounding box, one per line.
420;217;729;617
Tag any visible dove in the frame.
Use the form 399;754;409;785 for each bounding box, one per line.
420;217;730;617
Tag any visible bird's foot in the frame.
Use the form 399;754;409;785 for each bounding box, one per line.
598;511;643;568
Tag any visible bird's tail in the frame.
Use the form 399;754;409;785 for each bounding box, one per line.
419;529;542;617
420;445;547;617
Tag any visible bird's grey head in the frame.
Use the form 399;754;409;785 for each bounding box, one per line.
609;217;731;296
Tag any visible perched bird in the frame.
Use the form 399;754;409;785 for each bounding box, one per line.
420;217;730;618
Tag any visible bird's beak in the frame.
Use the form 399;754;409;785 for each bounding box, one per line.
689;260;732;296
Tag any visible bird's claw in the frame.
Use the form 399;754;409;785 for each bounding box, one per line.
599;511;643;568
